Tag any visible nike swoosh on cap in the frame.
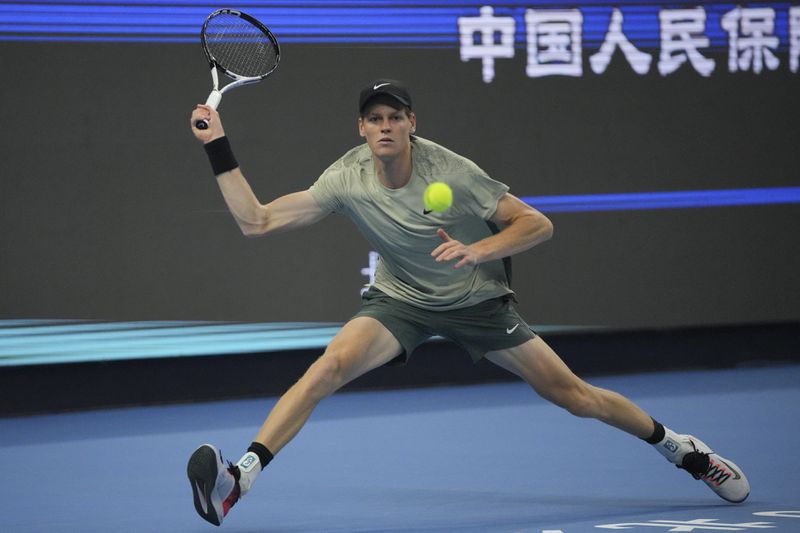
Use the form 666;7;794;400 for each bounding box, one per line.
506;323;520;334
373;82;391;90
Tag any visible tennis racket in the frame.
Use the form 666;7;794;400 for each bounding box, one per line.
195;9;280;130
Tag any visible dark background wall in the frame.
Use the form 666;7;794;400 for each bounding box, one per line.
1;41;798;328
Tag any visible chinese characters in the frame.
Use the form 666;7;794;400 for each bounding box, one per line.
458;6;515;82
458;4;797;82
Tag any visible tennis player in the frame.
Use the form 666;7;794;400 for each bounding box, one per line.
187;79;749;526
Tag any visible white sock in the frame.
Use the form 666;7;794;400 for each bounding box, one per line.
652;426;691;465
235;452;261;496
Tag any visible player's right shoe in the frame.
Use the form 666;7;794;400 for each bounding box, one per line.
676;435;750;503
187;444;242;526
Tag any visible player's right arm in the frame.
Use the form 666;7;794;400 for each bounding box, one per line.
190;105;329;237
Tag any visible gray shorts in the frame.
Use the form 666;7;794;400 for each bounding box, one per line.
354;287;537;364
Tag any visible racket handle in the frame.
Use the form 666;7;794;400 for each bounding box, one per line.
196;90;223;130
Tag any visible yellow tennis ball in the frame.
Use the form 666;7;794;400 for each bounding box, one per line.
423;182;453;213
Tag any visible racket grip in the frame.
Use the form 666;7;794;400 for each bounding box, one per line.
205;90;222;109
196;90;223;130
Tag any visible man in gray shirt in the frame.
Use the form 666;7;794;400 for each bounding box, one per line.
187;79;749;526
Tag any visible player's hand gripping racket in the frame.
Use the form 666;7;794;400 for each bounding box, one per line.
195;9;280;130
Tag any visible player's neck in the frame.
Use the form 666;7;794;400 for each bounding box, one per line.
374;150;412;189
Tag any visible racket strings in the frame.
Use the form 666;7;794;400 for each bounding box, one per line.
205;14;278;78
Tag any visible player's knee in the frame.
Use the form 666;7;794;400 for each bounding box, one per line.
302;354;346;400
550;383;598;419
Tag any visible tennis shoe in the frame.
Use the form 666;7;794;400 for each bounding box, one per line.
677;435;750;503
188;444;242;526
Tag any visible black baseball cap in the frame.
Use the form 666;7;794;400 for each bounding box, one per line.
358;79;413;113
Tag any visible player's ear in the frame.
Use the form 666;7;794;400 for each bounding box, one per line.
409;112;416;134
358;116;366;138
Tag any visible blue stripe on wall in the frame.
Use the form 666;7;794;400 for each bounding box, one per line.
523;186;800;213
0;320;343;366
0;1;796;45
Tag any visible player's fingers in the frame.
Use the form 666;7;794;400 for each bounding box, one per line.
430;242;446;257
440;245;477;267
190;108;210;125
431;240;458;258
198;104;221;120
435;245;464;262
432;232;460;254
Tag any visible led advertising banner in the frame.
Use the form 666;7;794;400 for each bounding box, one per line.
1;2;798;360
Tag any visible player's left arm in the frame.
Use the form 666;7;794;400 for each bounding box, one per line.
432;193;553;268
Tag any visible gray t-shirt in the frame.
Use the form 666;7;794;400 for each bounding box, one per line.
309;136;512;311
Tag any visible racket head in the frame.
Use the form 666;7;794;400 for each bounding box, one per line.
200;9;280;81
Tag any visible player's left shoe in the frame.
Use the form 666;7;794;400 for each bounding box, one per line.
188;444;242;526
677;435;750;503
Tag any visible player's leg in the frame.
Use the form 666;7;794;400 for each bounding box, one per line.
254;315;404;454
188;316;403;525
484;336;749;503
486;336;653;436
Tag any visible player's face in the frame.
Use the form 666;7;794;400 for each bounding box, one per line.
358;104;416;161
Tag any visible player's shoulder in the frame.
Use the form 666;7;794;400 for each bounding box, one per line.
337;143;373;168
412;136;481;175
320;143;372;179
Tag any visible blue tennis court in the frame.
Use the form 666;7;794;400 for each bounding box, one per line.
1;364;797;532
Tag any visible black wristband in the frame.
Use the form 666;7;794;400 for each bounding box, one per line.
204;136;239;175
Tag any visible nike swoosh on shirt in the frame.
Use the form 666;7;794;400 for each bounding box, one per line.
423;209;433;215
373;82;391;90
506;323;520;334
